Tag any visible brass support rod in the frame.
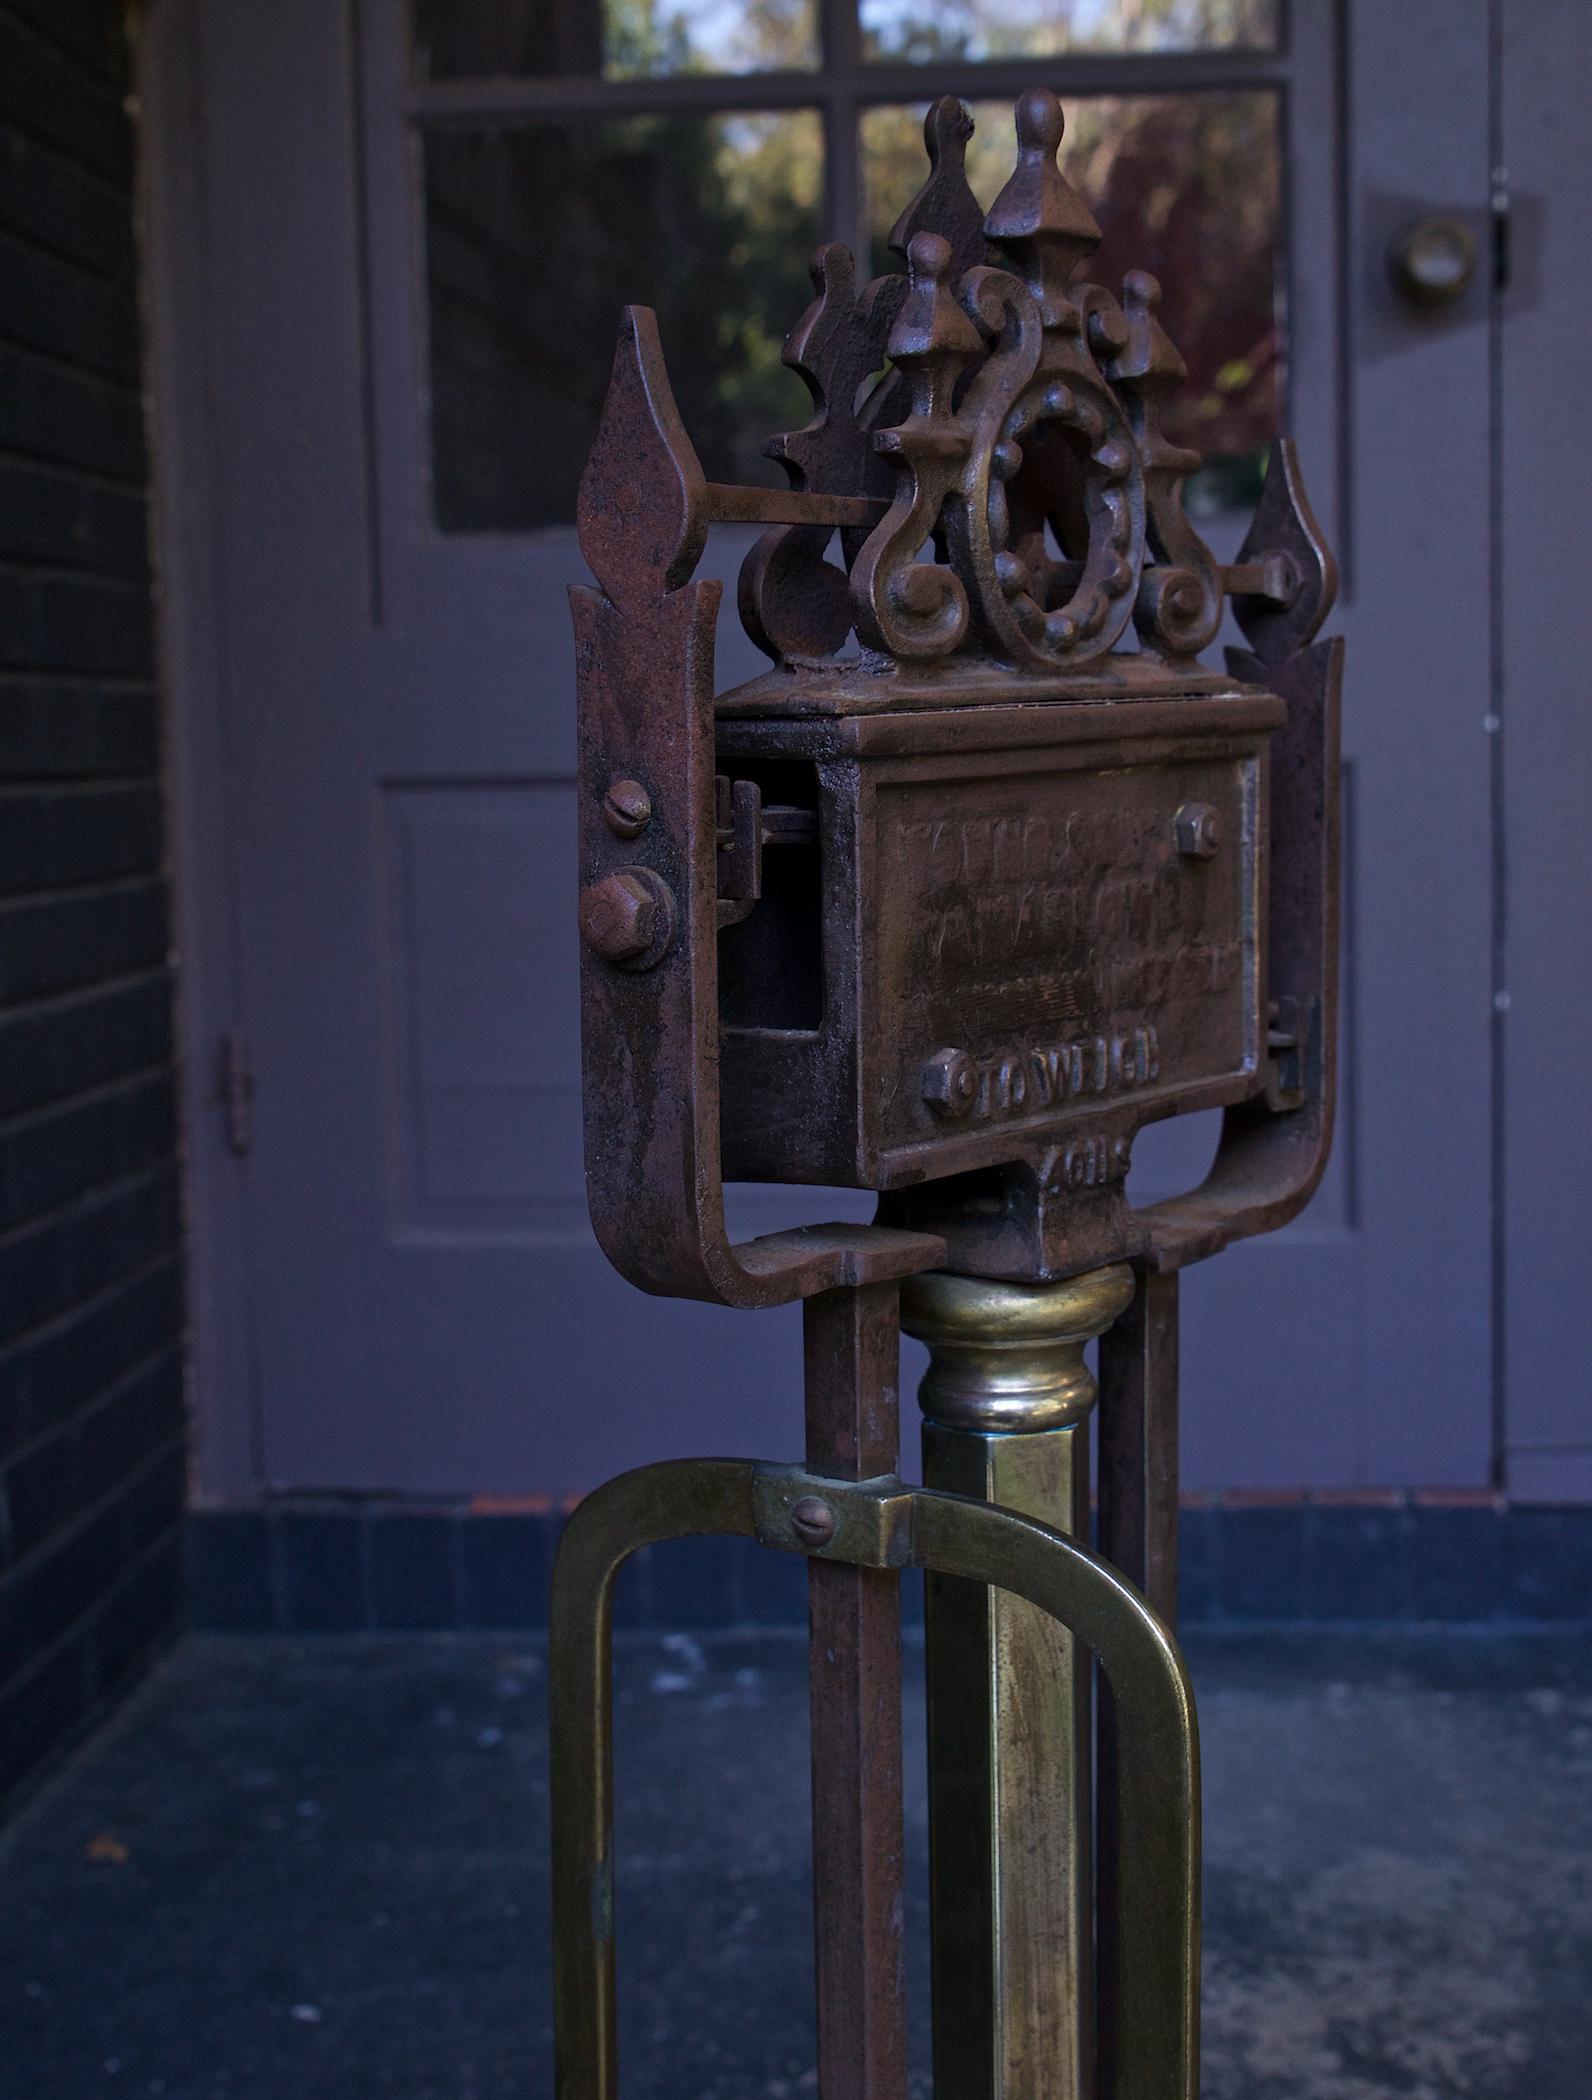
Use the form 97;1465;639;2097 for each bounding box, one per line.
803;1283;909;2100
903;1265;1135;2100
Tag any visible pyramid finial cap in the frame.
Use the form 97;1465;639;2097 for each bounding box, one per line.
984;88;1102;286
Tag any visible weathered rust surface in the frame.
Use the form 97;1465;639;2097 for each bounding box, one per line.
574;91;1338;1303
572;310;944;1310
566;83;1341;2100
1096;1266;1181;2098
803;1284;908;2100
1098;1269;1182;1625
723;725;1270;1191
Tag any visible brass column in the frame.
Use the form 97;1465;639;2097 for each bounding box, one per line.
902;1265;1135;2100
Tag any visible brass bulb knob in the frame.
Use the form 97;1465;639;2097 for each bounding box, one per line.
901;1265;1136;1432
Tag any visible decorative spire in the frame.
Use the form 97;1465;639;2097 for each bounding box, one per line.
1112;271;1222;660
850;234;980;661
577;306;706;611
888;232;985;409
1230;439;1339;666
983;91;1102;323
890;97;991;285
739;243;883;661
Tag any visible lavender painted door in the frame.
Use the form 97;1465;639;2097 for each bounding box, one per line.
150;0;1495;1497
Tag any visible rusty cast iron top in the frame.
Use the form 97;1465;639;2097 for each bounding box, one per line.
571;90;1342;1308
577;89;1336;705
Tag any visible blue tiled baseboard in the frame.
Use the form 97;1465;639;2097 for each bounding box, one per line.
187;1495;1592;1634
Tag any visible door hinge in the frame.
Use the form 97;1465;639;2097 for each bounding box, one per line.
1490;166;1511;292
219;1029;254;1157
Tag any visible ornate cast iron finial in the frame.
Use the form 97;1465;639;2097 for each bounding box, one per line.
582;91;1334;686
850;232;984;660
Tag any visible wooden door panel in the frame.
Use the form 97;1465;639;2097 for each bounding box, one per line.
155;0;1498;1497
379;780;585;1237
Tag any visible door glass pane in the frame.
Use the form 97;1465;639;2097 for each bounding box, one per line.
862;92;1280;512
424;114;822;532
413;0;820;80
859;0;1277;62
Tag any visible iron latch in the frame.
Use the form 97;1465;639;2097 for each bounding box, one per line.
715;774;818;928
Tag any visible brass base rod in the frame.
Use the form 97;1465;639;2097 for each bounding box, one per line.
903;1264;1135;2100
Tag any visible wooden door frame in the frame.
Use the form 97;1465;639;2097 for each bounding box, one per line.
1497;4;1592;1501
141;0;263;1500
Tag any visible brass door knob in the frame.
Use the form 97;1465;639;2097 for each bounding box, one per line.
1388;215;1478;308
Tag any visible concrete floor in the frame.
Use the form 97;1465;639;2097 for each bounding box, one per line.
1;1628;1589;2099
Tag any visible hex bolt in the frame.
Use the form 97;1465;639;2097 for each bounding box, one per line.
790;1495;836;1548
1174;802;1222;860
921;1047;978;1120
578;869;659;965
603;777;652;838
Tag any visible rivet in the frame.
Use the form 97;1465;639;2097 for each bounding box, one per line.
603;778;652;838
790;1495;836;1548
922;1047;977;1120
1174;801;1221;860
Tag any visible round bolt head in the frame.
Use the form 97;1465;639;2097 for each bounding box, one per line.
603;777;652;838
790;1495;836;1548
921;1047;978;1120
578;869;657;965
1174;801;1221;860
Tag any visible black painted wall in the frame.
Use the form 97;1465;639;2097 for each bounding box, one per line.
0;0;185;1818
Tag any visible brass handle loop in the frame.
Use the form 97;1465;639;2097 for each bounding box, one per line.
549;1457;1200;2100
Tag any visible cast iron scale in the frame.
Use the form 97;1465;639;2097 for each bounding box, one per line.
556;90;1341;2100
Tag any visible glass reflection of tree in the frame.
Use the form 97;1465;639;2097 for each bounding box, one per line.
863;93;1279;511
605;0;817;75
425;0;1279;527
428;109;818;528
414;0;819;80
859;0;1275;63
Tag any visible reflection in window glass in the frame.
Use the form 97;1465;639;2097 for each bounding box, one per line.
862;93;1280;511
424;114;822;531
859;0;1276;62
412;0;819;80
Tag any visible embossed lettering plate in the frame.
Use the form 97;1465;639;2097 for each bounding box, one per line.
717;684;1279;1192
871;753;1261;1176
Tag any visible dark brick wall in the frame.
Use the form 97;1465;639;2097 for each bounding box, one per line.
0;0;185;1818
